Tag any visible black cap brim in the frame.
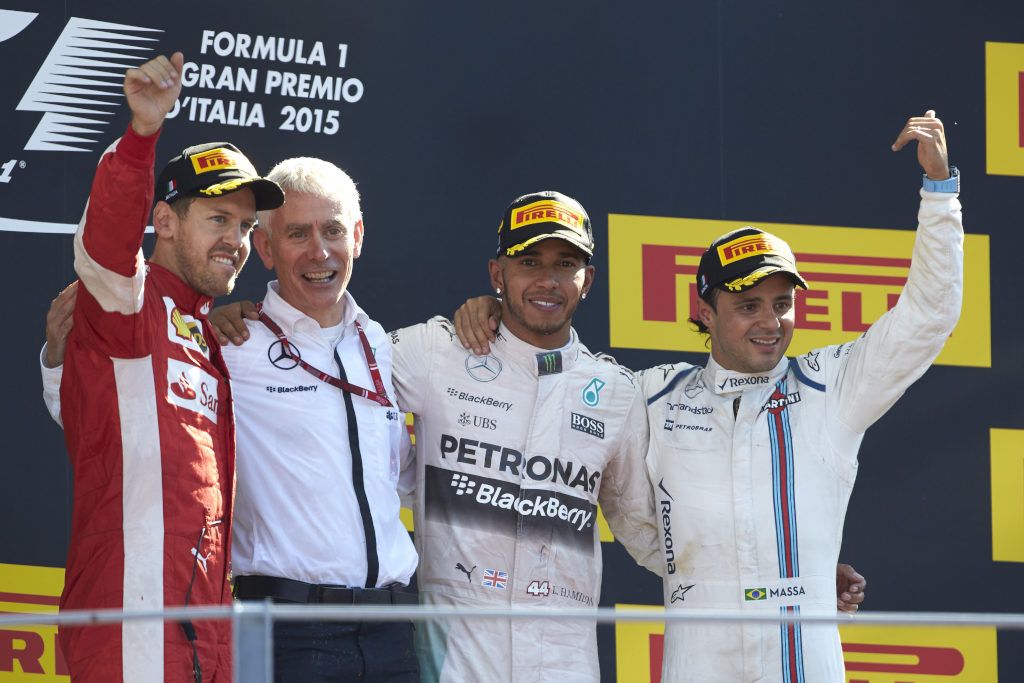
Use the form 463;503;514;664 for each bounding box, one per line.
502;229;594;258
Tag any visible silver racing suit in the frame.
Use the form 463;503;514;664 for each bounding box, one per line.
391;319;661;682
641;187;963;682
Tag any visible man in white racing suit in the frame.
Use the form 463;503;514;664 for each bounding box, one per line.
640;110;962;682
390;191;662;682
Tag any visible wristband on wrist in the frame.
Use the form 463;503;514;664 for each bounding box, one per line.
923;165;959;193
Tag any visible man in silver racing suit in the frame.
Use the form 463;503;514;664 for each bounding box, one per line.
390;191;662;682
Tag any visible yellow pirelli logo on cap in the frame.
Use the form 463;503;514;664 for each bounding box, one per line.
717;233;789;265
190;148;250;175
511;200;584;232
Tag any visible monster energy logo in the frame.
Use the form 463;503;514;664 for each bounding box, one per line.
537;352;563;376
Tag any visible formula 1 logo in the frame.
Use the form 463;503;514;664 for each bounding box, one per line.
8;12;159;152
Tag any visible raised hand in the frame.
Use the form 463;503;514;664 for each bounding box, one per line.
124;52;184;137
891;109;950;180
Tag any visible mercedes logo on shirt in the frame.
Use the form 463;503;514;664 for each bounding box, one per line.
268;340;300;370
465;354;502;382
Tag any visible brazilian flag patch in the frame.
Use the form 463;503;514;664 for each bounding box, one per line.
744;587;767;601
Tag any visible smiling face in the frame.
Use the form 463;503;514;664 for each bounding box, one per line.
697;272;796;374
253;191;363;327
152;189;257;297
488;237;595;349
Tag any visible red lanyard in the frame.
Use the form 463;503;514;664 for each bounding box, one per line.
258;306;393;407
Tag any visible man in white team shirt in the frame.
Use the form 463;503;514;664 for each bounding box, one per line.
42;157;420;683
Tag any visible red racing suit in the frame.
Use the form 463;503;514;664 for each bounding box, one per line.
59;126;235;682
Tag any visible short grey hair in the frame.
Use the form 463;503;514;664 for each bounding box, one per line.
258;157;361;235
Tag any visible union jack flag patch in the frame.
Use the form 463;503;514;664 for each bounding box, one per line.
482;568;508;589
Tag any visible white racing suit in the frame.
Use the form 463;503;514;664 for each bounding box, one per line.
641;188;963;682
391;319;661;682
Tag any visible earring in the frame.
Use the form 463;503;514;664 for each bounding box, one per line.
582;291;588;300
495;288;501;295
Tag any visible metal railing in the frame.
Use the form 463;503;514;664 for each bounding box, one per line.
3;604;1023;682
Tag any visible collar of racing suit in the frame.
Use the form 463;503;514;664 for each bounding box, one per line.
261;280;369;342
704;355;789;396
492;322;581;376
145;260;215;319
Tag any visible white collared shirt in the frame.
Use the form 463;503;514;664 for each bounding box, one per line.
227;282;417;587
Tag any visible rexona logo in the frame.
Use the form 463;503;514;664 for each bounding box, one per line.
613;616;998;683
608;214;991;367
986;42;1024;177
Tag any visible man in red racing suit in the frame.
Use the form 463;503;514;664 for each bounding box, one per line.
57;52;283;682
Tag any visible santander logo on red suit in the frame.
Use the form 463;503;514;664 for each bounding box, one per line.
166;358;219;423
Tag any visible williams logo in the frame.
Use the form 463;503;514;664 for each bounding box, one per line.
465;354;503;382
570;412;605;439
582;377;606;407
683;380;705;399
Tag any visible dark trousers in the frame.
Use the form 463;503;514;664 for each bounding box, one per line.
273;619;419;683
